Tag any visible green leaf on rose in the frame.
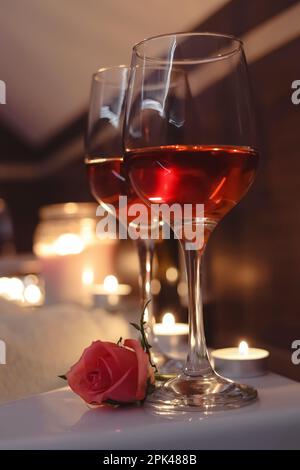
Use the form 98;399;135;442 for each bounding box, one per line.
129;322;141;332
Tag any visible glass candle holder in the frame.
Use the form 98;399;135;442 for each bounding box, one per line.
34;202;116;305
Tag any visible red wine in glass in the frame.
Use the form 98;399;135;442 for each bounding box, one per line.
86;155;156;227
86;156;135;212
126;144;259;224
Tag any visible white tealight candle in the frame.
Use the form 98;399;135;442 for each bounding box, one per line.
154;313;189;336
211;341;269;378
153;313;188;355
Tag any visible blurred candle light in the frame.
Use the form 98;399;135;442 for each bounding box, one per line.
5;277;24;301
23;274;44;306
35;233;84;257
166;266;178;283
103;275;119;293
23;284;43;305
33;203;117;305
53;233;84;256
0;274;44;306
177;281;188;297
82;267;94;286
0;277;9;296
162;312;175;328
151;279;161;295
92;275;131;311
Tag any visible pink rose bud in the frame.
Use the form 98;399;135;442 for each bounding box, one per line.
66;339;152;404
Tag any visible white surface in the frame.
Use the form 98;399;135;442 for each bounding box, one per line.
0;373;299;449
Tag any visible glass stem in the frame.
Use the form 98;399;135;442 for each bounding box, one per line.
136;238;155;343
182;244;213;377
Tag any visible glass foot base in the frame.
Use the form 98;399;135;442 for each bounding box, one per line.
146;373;257;413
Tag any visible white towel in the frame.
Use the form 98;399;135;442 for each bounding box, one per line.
0;299;130;404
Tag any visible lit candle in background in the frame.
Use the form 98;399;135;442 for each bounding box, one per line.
103;275;119;292
92;275;132;311
52;233;84;256
239;340;249;356
33;203;117;305
211;340;269;378
153;312;188;356
103;275;120;307
165;266;179;283
0;274;44;307
81;266;94;287
36;233;89;305
150;279;161;295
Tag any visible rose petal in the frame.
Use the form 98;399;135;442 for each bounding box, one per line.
124;339;149;400
101;366;138;403
82;341;116;371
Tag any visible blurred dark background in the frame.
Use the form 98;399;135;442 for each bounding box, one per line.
0;0;300;380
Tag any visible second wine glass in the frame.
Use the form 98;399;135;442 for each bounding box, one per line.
85;65;173;370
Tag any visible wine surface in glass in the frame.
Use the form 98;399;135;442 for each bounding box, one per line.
126;145;259;223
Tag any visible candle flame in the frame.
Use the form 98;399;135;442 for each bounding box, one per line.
24;284;42;305
53;233;84;256
103;275;119;293
239;340;249;356
82;267;94;286
162;312;175;327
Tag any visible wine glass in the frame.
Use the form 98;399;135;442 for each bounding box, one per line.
124;33;259;411
85;65;172;370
